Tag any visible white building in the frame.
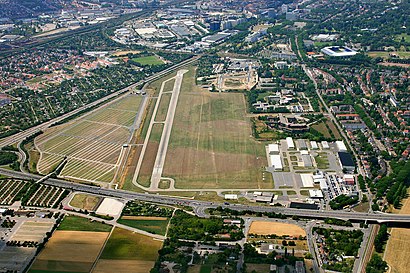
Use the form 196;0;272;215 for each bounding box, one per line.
321;141;329;149
321;46;357;57
286;137;295;149
310;141;318;150
309;189;324;199
224;194;238;200
268;144;280;154
336;141;347;152
270;154;283;171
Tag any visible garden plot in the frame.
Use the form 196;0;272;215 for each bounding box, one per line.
36;95;143;184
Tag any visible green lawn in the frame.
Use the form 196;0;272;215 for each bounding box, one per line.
132;55;164;66
57;215;112;232
315;154;329;169
200;265;212;273
117;218;169;235
100;227;162;260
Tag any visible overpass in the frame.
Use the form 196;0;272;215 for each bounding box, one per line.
1;168;409;224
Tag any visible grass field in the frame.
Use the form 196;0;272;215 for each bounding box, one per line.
248;221;306;237
57;215;112;232
163;67;270;189
311;121;332;138
29;231;109;273
132;55;164;66
314;154;329;169
117;217;169;235
100;227;162;260
384;189;410;273
36;95;143;184
69;193;101;211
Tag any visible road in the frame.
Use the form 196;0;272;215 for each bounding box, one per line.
0;56;200;149
151;69;188;189
1;168;410;224
306;221;322;273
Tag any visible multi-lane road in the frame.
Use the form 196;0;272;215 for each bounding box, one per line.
1;168;409;224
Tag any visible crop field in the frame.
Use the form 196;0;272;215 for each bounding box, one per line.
29;231;110;273
69;193;102;211
248;221;306;237
162;68;269;189
35;95;143;184
94;227;162;273
385;190;410;273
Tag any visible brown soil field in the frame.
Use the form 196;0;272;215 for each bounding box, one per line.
248;221;306;237
30;231;109;272
121;216;168;220
92;259;155;273
245;263;271;272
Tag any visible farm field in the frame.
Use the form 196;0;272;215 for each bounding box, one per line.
162;68;269;189
248;221;306;237
35;94;144;184
94;227;162;273
29;231;109;273
384;189;410;273
132;55;164;66
117;217;169;235
69;193;102;211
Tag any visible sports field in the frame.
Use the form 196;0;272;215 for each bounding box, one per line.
35;94;143;184
132;55;164;66
162;68;270;189
248;221;306;237
94;227;162;273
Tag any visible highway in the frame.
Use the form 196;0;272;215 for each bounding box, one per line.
0;55;200;148
1;168;410;224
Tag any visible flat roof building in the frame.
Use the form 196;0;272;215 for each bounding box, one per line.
310;141;318;150
338;152;355;171
336;141;348;152
309;189;324;199
225;194;238;200
298;139;308;150
270;155;283;171
321;141;329;149
286;137;295;149
268;143;280;154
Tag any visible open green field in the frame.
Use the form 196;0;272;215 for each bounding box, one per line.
36;95;143;184
315;153;329;169
100;227;162;260
57;215;112;232
132;55;164;66
163;68;270;189
117;218;169;235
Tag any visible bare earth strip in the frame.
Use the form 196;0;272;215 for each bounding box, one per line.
121;216;168;220
248;221;306;237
